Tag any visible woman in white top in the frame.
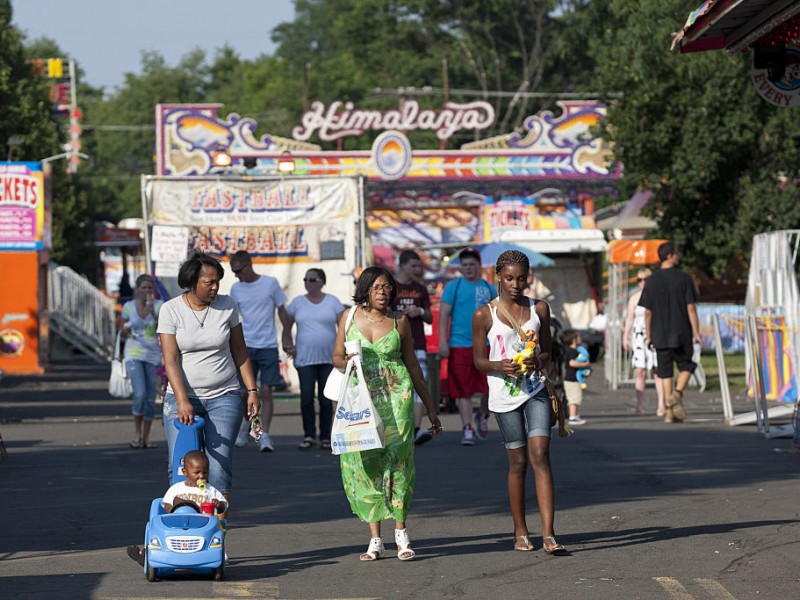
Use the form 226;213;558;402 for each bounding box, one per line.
473;250;567;556
119;274;163;449
283;268;345;449
622;268;665;416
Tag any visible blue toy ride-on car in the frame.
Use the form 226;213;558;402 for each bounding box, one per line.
142;416;226;581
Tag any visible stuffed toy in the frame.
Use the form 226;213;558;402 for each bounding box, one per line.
575;344;592;389
512;331;539;371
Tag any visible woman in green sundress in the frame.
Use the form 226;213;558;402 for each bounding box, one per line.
332;266;442;562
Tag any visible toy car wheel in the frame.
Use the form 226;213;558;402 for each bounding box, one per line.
145;554;157;582
212;565;224;581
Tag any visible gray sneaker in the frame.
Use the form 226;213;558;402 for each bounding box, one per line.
259;432;275;452
234;428;249;448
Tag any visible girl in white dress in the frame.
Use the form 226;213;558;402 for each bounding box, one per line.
622;268;665;415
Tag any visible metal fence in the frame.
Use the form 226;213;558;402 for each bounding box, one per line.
48;264;117;362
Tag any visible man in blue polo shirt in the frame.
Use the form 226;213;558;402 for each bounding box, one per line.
439;248;497;445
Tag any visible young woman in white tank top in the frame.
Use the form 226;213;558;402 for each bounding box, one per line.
472;250;568;556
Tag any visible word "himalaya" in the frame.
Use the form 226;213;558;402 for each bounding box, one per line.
293;100;495;142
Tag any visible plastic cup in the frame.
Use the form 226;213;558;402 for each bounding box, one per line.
344;339;362;357
200;502;215;515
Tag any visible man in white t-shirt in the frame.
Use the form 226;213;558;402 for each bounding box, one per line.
229;251;293;452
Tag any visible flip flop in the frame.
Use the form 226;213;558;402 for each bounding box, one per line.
321;440;331;449
542;536;569;556
143;443;158;449
129;440;143;449
298;438;316;450
514;534;534;551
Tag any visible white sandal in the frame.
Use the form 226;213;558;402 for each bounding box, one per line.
394;528;416;561
359;537;385;561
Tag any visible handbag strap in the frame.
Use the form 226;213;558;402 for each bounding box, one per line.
344;305;358;333
492;298;532;342
113;332;123;361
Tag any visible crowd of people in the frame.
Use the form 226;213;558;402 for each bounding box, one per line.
122;240;698;563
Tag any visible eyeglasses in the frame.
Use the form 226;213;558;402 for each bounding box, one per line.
370;284;392;292
303;278;319;282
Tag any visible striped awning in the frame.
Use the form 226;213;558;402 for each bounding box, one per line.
671;0;800;54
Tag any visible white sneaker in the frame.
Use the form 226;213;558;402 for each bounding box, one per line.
414;428;433;446
259;432;275;452
461;425;475;446
568;416;586;425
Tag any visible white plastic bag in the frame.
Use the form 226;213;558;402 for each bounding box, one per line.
330;357;384;455
323;305;358;400
108;333;132;399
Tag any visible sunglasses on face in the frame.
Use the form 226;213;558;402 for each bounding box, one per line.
303;277;319;282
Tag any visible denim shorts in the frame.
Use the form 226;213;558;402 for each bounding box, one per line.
240;346;282;387
493;387;551;449
162;391;244;493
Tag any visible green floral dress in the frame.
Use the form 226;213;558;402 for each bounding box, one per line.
340;320;415;523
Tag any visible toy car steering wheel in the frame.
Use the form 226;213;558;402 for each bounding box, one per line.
170;499;201;513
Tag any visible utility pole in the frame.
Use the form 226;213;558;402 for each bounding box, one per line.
67;59;82;174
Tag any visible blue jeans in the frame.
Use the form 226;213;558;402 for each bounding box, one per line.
493;388;552;449
297;364;334;440
126;359;158;421
162;391;244;493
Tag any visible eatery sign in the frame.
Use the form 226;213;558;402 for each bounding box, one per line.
292;99;495;142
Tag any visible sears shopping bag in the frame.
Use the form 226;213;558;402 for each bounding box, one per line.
330;357;384;455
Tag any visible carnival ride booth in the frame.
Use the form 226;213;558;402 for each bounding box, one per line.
0;162;50;375
149;101;621;390
715;230;800;435
141;174;367;392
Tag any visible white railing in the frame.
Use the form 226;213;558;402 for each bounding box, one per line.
48;264;117;361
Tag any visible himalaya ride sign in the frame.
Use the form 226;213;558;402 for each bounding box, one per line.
0;162;45;250
292;100;495;142
142;176;361;263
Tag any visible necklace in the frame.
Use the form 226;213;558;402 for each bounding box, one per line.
184;294;210;328
361;306;386;323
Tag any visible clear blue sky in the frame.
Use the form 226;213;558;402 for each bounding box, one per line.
11;0;296;91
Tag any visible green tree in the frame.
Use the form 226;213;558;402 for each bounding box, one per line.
2;3;93;272
591;0;796;276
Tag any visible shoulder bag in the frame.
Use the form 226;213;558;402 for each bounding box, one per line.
323;305;358;400
108;332;133;399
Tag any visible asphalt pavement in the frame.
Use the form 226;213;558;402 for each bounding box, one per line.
1;358;799;600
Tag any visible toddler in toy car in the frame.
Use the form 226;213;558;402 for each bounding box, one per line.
162;450;228;514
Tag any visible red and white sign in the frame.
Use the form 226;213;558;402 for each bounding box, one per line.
0;163;45;250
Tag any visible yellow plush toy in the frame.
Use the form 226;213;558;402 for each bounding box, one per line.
512;331;539;371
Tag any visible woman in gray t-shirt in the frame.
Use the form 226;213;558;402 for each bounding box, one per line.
157;251;260;518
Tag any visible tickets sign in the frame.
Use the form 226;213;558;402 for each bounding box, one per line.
0;162;45;250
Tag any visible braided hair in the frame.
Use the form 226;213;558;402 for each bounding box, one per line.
495;250;530;275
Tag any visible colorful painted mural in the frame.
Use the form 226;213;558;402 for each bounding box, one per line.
155;101;618;182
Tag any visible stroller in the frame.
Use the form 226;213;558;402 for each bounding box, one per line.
140;417;226;581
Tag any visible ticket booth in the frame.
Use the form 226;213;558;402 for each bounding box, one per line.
0;162;50;374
